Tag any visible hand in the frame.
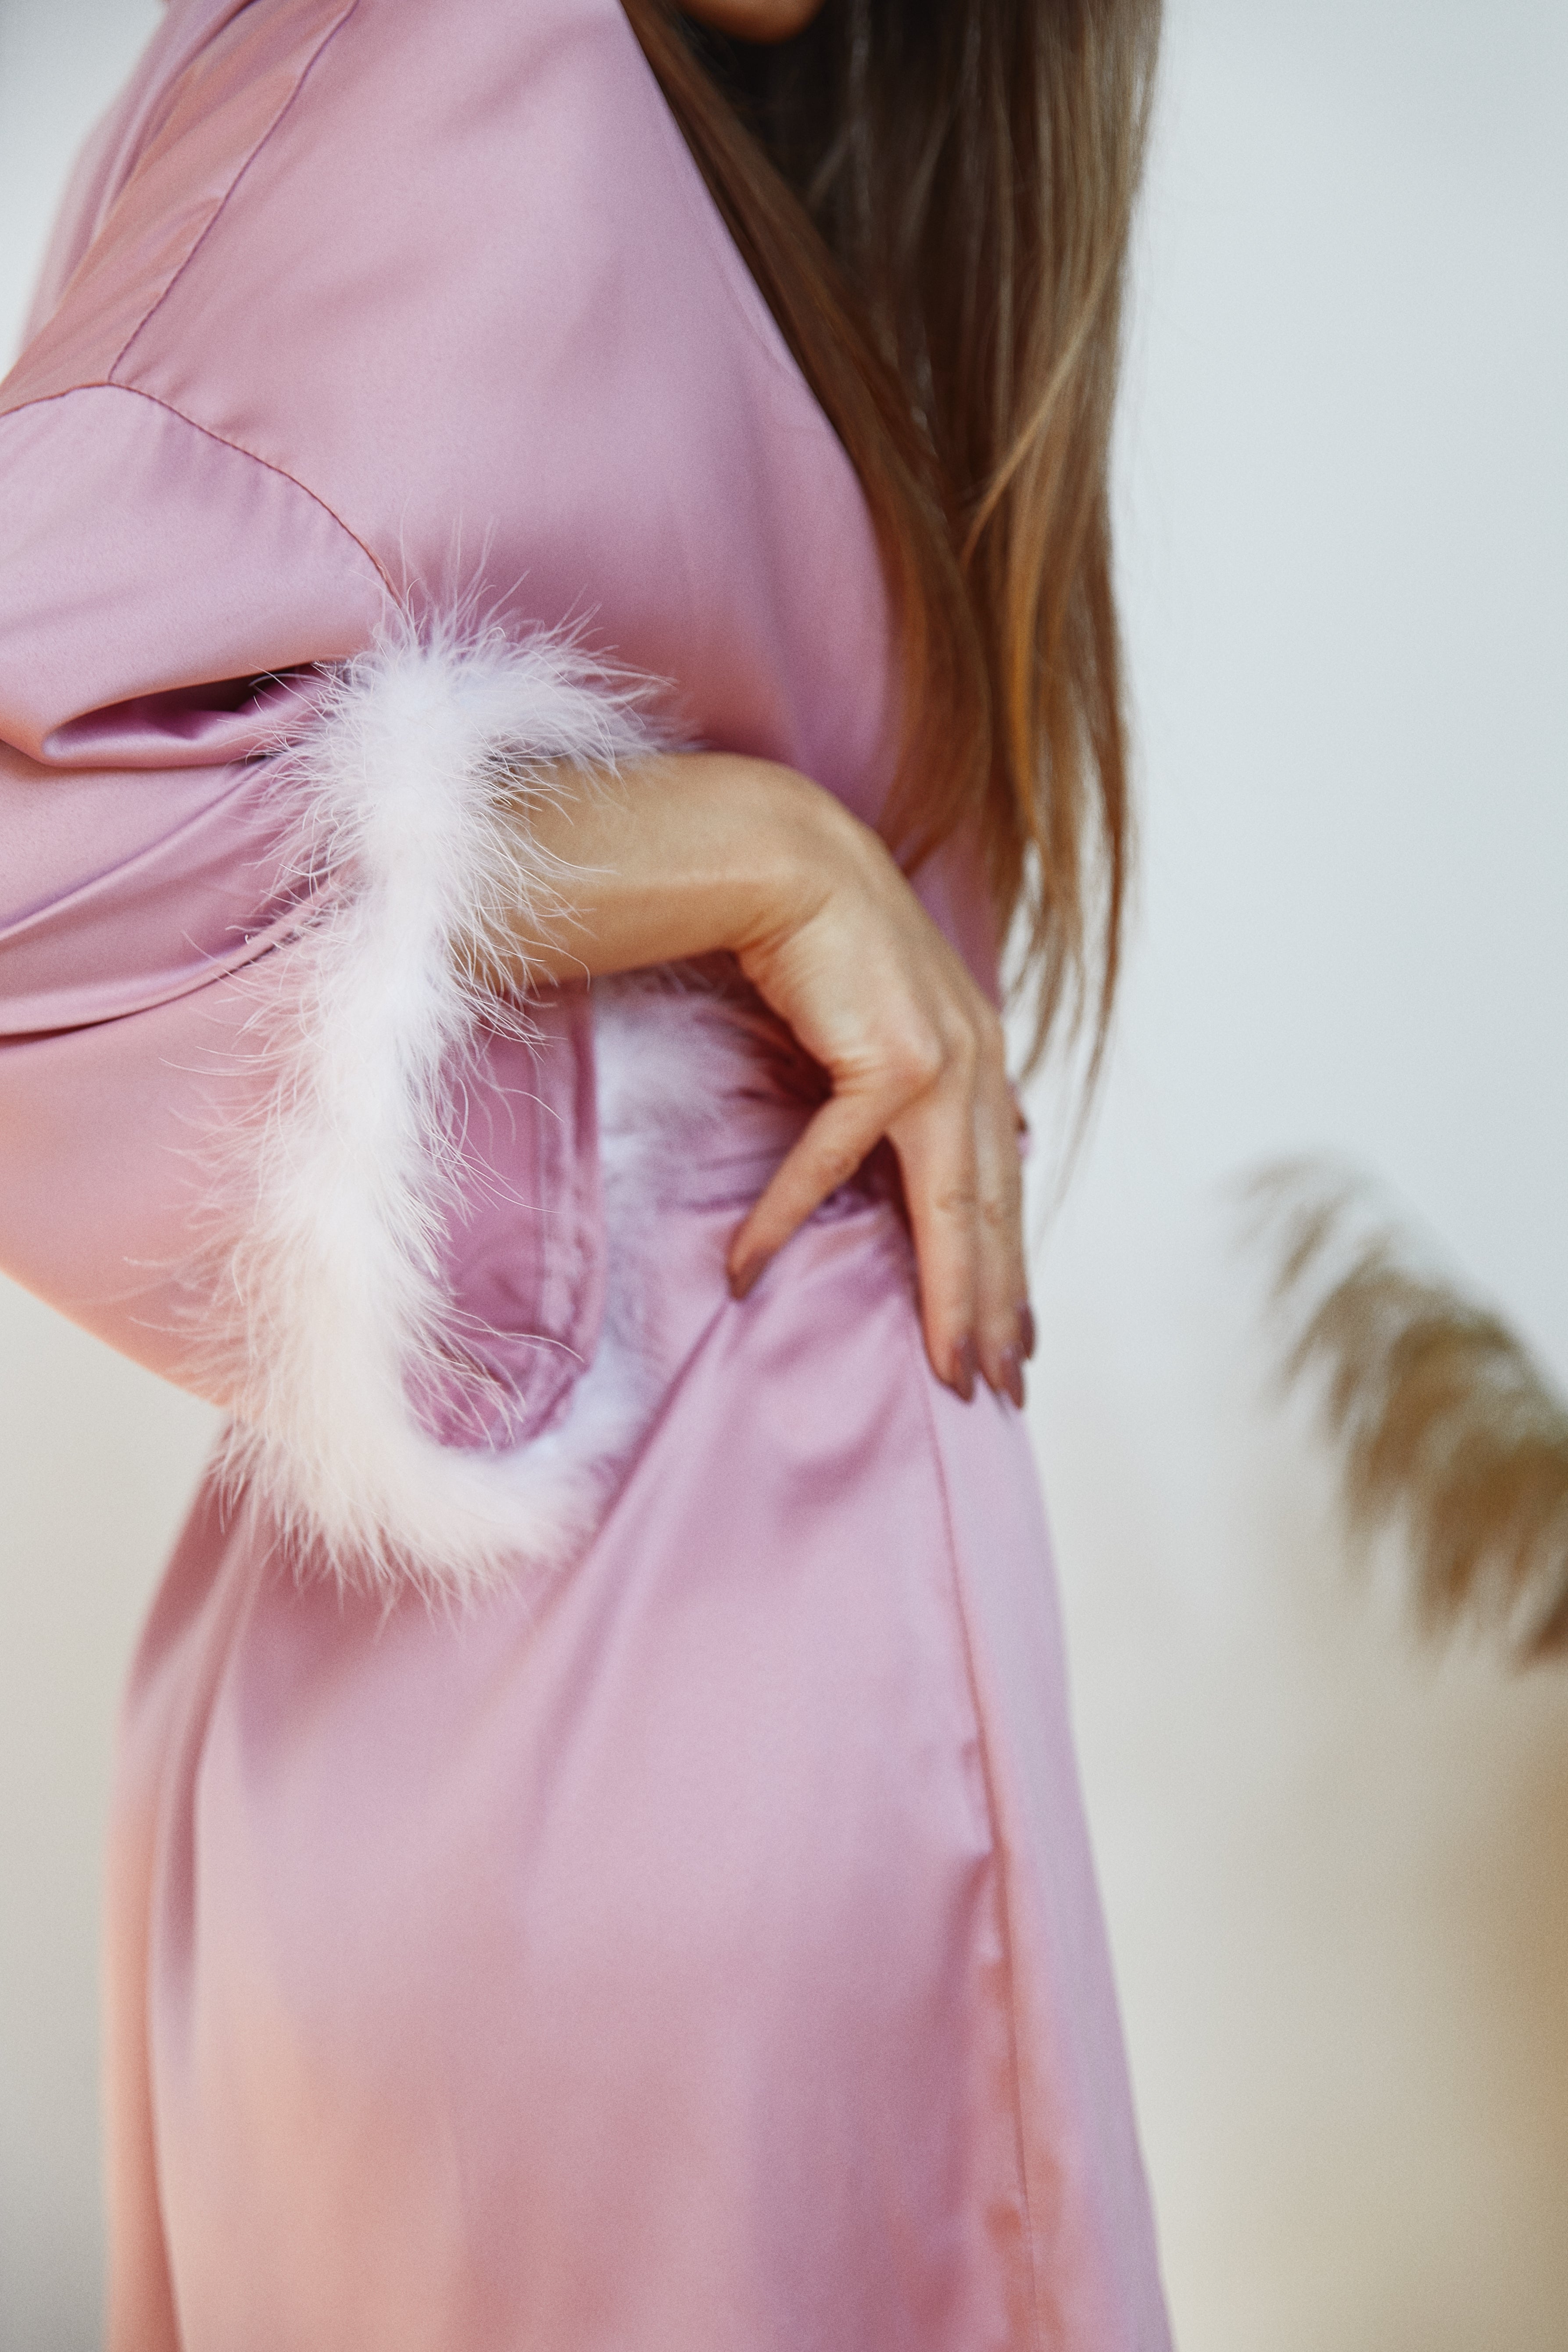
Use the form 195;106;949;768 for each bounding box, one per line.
508;752;1032;1402
723;795;1030;1405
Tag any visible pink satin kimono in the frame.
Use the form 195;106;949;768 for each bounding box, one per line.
0;1;1172;2344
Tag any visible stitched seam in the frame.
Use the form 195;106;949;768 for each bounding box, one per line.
107;0;363;382
6;381;394;603
100;0;264;213
905;1315;1049;2352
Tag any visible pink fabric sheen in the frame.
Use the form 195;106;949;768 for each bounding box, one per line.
0;981;261;1367
21;1;281;349
0;390;385;756
0;751;294;1029
111;1137;1164;2350
419;1012;606;1450
0;0;1171;2342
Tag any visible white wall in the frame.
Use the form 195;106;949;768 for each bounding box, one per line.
1032;5;1568;2346
1;3;1564;2347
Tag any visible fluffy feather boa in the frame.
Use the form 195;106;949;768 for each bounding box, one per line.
205;619;688;1599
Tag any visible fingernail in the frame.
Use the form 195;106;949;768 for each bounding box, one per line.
998;1346;1025;1411
1018;1303;1037;1362
952;1336;977;1403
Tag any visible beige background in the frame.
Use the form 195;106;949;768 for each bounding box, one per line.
2;1;1566;2346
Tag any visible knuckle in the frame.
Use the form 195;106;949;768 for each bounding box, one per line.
886;1029;947;1096
977;1189;1011;1233
932;1183;980;1225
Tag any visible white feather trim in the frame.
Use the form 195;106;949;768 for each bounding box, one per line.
208;617;673;1598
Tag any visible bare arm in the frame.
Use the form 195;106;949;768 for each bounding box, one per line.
503;752;1030;1406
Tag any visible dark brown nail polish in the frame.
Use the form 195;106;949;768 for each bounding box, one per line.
952;1336;977;1403
998;1346;1025;1411
1018;1302;1037;1362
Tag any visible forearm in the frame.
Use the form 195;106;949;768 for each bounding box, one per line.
495;752;849;985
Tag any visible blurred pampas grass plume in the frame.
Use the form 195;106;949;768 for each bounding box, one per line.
1243;1159;1568;1663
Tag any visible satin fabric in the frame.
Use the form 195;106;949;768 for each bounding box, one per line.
0;1;1172;2342
107;1032;1159;2349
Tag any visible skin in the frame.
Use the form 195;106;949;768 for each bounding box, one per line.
678;0;827;39
505;753;1031;1409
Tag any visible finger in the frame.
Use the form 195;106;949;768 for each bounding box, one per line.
886;1061;982;1396
727;1092;893;1298
971;1037;1029;1405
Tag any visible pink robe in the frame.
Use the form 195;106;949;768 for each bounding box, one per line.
0;1;1172;2344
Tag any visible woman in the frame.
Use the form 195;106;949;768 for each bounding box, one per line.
0;0;1170;2343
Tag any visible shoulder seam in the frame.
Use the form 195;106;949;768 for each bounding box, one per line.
1;380;394;602
106;0;363;384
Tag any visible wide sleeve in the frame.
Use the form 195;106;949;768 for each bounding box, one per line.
0;388;659;1593
0;0;884;1594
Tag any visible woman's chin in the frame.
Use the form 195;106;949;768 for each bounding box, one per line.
677;0;827;42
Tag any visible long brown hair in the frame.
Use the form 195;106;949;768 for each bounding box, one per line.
623;0;1160;1067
